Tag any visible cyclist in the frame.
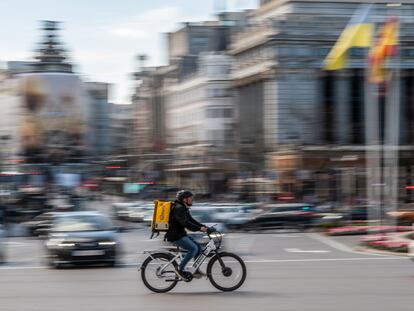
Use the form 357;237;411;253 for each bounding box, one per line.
165;190;213;280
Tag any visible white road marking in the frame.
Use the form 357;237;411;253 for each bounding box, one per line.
244;257;407;263
0;266;46;270
271;234;301;238
284;248;330;253
306;233;389;257
226;234;300;239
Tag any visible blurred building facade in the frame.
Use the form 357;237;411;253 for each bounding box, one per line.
110;103;136;157
230;0;414;202
84;82;113;158
164;52;237;194
132;65;171;179
0;21;116;167
131;0;414;203
0;21;87;165
133;13;248;193
0;67;21;168
133;65;169;155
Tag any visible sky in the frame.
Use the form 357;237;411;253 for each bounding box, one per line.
0;0;258;105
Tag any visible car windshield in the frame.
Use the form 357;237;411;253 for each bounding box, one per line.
53;215;113;232
241;205;256;212
351;207;368;212
217;208;239;213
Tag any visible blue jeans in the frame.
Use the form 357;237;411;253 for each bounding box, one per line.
174;236;201;271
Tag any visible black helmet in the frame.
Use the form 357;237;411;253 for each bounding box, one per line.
176;190;194;202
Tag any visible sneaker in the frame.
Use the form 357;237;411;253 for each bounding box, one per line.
176;269;192;281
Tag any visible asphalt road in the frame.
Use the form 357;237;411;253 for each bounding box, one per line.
1;197;414;311
1;227;414;311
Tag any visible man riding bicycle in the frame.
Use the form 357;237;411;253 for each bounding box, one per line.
165;190;214;280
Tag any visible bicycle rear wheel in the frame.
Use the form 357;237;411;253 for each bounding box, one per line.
140;252;178;293
207;252;247;292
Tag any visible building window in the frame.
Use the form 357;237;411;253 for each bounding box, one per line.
350;69;365;144
223;108;233;118
322;72;335;144
207;64;229;76
279;46;291;56
402;49;414;57
208;88;230;98
207;129;223;145
296;47;312;57
319;47;330;57
191;36;208;45
224;129;234;143
206;108;221;118
206;107;233;118
350;48;364;57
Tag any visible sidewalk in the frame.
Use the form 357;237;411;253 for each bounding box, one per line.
323;225;414;254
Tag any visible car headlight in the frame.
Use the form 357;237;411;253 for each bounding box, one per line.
57;242;75;247
47;239;74;248
98;241;117;246
322;215;343;220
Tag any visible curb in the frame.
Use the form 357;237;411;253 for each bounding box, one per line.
355;245;409;257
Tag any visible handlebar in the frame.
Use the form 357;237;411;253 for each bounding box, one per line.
206;225;223;248
206;224;218;236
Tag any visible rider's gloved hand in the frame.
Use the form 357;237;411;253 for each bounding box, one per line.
207;227;216;235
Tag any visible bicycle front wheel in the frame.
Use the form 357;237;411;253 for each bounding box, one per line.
207;252;247;292
140;252;178;293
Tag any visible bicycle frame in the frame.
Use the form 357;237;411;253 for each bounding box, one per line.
141;233;221;277
187;236;217;274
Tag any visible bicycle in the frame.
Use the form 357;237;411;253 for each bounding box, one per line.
139;231;247;293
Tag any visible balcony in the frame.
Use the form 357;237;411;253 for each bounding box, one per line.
230;22;278;55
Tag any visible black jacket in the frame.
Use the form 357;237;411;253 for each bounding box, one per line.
165;201;204;242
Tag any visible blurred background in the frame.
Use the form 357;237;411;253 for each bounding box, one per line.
1;0;414;225
1;1;414;310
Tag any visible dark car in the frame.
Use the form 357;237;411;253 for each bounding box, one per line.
343;206;369;221
23;212;57;237
45;212;120;268
343;205;397;223
243;203;316;230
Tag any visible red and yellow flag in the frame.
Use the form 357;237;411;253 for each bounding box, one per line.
369;18;399;83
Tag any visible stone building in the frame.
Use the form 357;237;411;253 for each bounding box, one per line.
230;0;414;201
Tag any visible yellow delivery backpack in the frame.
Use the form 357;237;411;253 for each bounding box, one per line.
150;200;174;238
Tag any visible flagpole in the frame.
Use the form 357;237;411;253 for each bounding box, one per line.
364;7;381;228
384;5;401;228
322;3;377;221
365;63;381;227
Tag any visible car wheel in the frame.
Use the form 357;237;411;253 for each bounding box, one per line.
45;254;61;269
0;252;5;264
